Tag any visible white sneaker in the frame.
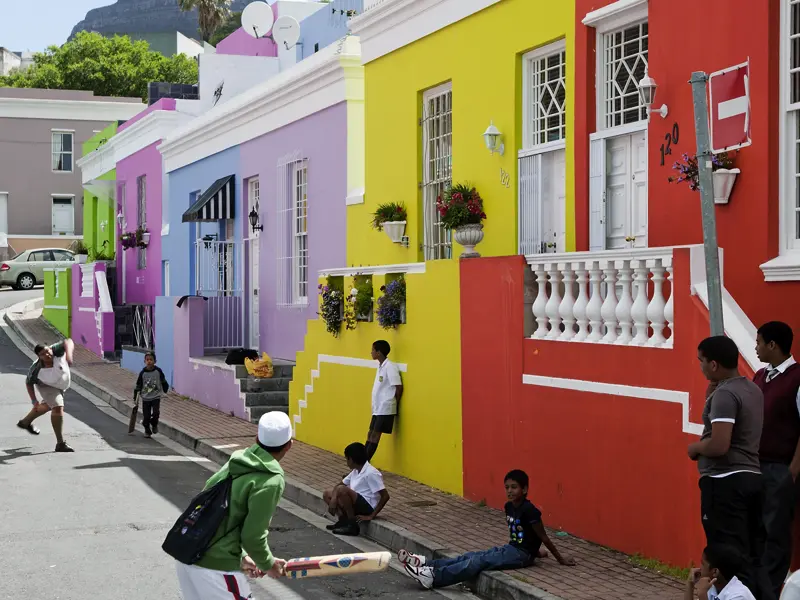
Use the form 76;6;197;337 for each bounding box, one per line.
398;549;426;567
404;564;434;590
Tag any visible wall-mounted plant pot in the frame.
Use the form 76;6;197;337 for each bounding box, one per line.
76;254;88;264
141;232;151;246
713;168;740;205
382;221;406;243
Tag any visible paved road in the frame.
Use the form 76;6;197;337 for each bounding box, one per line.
0;322;469;600
0;288;43;310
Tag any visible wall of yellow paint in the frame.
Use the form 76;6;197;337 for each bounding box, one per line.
290;260;463;495
347;0;575;265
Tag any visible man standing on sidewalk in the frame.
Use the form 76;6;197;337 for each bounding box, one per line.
754;322;800;598
16;338;75;453
689;336;771;599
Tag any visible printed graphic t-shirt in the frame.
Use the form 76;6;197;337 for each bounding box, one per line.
27;341;70;391
505;499;543;555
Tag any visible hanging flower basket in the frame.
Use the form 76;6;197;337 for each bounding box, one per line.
712;168;740;205
372;202;408;244
669;152;739;205
121;227;149;250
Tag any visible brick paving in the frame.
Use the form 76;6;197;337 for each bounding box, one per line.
6;306;685;600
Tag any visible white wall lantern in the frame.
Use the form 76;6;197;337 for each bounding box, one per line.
638;69;668;120
482;121;505;156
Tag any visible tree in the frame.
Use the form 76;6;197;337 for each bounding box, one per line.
178;0;232;43
0;32;198;102
210;11;242;46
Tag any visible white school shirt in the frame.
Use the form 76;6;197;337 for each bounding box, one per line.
343;462;385;510
372;359;402;416
765;356;800;415
707;576;756;600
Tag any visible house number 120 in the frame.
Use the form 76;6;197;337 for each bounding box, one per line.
500;168;511;188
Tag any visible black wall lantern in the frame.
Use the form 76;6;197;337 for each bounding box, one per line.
248;204;263;233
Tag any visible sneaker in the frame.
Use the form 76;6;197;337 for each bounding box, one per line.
17;420;40;435
144;431;152;439
326;519;346;531
55;442;74;453
332;521;360;536
152;423;158;435
398;549;426;567
404;564;434;590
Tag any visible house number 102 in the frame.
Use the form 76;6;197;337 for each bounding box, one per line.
500;168;511;188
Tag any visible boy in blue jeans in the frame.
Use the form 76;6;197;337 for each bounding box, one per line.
400;469;575;589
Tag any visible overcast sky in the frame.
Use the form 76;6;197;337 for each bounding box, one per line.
0;0;115;53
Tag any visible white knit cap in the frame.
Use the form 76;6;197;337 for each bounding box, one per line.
258;411;293;447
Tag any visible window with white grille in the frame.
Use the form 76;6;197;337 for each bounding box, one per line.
602;21;648;129
525;43;566;147
785;0;800;250
422;83;452;261
51;131;73;172
137;175;146;269
276;156;309;306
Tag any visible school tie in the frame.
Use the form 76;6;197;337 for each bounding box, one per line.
766;367;781;383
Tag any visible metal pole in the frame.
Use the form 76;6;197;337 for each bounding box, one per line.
690;71;725;337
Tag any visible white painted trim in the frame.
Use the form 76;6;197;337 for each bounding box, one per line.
51;128;76;133
319;262;426;278
44;305;68;310
0;96;143;122
346;187;366;206
351;0;500;64
521;40;567;152
50;193;76;198
159;37;364;173
582;0;648;32
43;268;69;273
779;0;800;256
522;374;703;436
589;121;648;142
78;307;95;313
760;254;800;281
518;140;566;159
292;354;408;433
7;234;82;240
77;109;193;184
189;357;236;371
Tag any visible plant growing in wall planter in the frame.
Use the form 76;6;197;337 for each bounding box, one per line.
120;227;150;250
318;276;344;337
668;152;740;204
437;183;487;258
371;202;408;243
377;276;406;330
351;277;374;322
71;239;89;264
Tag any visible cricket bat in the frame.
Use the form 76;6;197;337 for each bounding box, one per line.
284;551;391;579
128;393;139;434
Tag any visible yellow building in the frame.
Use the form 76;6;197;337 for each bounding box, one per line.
290;0;574;496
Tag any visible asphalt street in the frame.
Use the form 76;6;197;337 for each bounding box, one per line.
0;298;470;600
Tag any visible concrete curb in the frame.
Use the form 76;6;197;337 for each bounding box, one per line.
3;304;562;600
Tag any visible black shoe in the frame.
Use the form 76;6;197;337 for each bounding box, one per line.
332;521;360;536
55;442;74;453
326;519;346;531
151;423;158;435
17;420;40;435
144;428;152;438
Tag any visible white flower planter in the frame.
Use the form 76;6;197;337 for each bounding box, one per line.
712;168;740;205
141;232;151;246
76;254;88;264
453;223;485;258
382;221;406;244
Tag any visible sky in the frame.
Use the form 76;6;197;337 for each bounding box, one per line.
0;0;115;53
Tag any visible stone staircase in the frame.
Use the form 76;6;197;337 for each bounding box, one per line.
233;360;294;424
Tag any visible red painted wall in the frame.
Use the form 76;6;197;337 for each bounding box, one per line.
460;252;755;566
574;0;800;336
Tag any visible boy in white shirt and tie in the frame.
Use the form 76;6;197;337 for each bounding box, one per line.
366;340;402;461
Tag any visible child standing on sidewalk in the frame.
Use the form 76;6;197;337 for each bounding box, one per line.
366;340;402;461
400;469;575;589
134;352;169;438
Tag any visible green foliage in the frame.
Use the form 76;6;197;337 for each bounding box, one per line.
210;11;242;46
178;0;232;43
629;554;691;581
70;240;89;255
353;277;373;318
371;202;407;231
89;246;115;262
0;32;198;102
436;183;486;230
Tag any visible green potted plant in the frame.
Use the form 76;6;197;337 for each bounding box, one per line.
668;152;739;205
351;277;374;321
436;184;487;258
71;240;89;264
372;202;408;243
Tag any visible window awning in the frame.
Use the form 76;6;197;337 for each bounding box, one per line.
181;175;235;222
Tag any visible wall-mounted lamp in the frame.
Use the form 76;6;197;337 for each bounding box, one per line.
116;211;125;230
638;70;668;120
248;204;263;233
482;121;505;156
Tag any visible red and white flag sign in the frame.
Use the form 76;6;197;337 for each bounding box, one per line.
709;59;751;154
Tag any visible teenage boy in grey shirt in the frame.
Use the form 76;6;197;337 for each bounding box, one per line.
689;336;772;600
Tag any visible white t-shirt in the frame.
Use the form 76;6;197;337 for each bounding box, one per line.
343;462;385;510
371;359;401;416
37;354;71;391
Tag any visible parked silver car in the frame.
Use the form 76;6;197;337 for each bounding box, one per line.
0;248;76;290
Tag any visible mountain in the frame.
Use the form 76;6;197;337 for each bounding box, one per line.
69;0;251;42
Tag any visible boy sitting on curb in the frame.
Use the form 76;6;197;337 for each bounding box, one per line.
400;469;575;589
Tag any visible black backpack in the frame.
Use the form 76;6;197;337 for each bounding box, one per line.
162;474;244;565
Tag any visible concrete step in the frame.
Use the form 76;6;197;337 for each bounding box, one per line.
250;405;289;422
240;377;291;393
245;391;289;407
234;361;295;380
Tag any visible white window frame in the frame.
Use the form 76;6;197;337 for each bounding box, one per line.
50;194;76;235
522;40;567;153
51;129;75;173
276;156;309;307
421;82;453;261
137;175;147;270
292;161;309;305
163;260;170;297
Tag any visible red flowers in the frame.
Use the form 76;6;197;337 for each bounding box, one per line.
437;184;487;229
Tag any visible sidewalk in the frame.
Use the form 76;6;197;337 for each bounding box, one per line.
4;302;684;600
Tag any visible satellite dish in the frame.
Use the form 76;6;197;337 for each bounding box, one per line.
241;1;274;39
272;16;300;50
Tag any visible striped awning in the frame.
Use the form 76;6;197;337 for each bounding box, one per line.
182;175;235;222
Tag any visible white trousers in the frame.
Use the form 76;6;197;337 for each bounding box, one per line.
175;561;254;600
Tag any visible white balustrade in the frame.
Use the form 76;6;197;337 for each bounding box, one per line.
526;249;675;348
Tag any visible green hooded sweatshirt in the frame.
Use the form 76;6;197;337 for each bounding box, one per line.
194;444;285;573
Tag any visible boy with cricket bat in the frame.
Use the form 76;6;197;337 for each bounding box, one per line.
400;469;575;589
132;351;169;437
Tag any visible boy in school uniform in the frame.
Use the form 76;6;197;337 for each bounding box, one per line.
134;351;169;438
365;340;402;461
685;544;756;600
400;469;575;589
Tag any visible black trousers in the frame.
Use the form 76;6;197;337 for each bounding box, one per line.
762;462;798;598
142;398;161;431
700;472;774;600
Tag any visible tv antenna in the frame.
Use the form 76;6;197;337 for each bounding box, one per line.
241;2;301;50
